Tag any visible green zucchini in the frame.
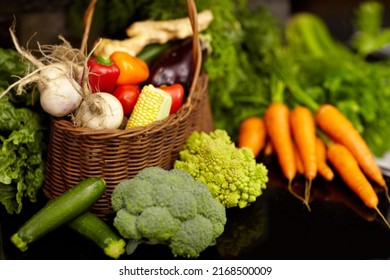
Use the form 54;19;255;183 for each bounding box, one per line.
136;42;172;64
11;177;106;252
67;211;126;259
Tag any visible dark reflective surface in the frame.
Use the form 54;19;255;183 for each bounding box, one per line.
1;155;389;260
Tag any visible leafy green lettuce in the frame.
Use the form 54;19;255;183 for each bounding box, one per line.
0;48;45;214
0;97;45;214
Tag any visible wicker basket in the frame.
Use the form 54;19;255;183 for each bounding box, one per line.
43;0;214;219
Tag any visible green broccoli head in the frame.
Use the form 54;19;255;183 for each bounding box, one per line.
191;181;227;239
111;167;227;258
111;178;155;215
174;129;269;208
170;215;214;258
137;207;180;242
113;208;142;240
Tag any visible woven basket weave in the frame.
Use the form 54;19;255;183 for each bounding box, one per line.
43;0;214;219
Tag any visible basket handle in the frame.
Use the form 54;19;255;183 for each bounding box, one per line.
186;0;202;100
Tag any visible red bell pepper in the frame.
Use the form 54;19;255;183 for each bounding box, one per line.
87;56;120;93
159;84;185;115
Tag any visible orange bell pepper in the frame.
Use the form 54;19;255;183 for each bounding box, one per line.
109;51;149;85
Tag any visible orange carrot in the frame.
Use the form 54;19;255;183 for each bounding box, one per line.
315;137;334;181
265;103;307;205
263;138;274;156
290;106;317;181
290;106;317;206
265;103;296;182
327;143;389;228
238;116;266;158
315;104;389;202
293;142;304;175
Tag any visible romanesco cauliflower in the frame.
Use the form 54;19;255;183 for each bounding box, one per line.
111;166;227;258
174;129;268;208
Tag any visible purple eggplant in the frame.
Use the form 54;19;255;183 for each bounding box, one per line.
146;37;207;90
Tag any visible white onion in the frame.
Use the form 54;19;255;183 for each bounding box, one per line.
38;64;83;117
75;92;124;129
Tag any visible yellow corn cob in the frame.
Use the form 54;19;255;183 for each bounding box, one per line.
126;84;172;129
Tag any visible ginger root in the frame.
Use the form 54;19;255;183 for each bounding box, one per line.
93;9;213;57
